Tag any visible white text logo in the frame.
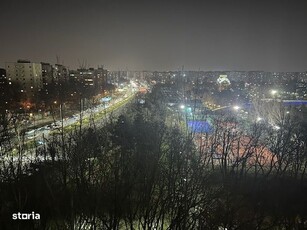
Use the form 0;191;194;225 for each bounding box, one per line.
12;212;40;220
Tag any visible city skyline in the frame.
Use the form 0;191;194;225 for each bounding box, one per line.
1;0;307;71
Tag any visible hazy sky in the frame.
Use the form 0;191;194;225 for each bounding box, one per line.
1;0;307;71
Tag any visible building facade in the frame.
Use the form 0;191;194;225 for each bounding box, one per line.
5;60;43;99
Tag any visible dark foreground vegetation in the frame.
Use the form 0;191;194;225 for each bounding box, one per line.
1;87;307;229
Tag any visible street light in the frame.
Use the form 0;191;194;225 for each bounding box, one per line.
271;90;278;96
54;101;63;120
273;125;281;130
256;117;263;122
233;105;240;111
180;104;185;109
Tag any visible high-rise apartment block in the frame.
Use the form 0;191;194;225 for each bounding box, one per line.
5;60;43;99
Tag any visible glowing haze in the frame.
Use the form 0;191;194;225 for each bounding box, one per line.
1;0;307;71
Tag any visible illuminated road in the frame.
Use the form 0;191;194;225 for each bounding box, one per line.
0;86;139;168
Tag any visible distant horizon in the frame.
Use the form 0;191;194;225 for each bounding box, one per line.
1;60;306;73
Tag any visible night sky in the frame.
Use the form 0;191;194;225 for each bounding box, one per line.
1;0;307;71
